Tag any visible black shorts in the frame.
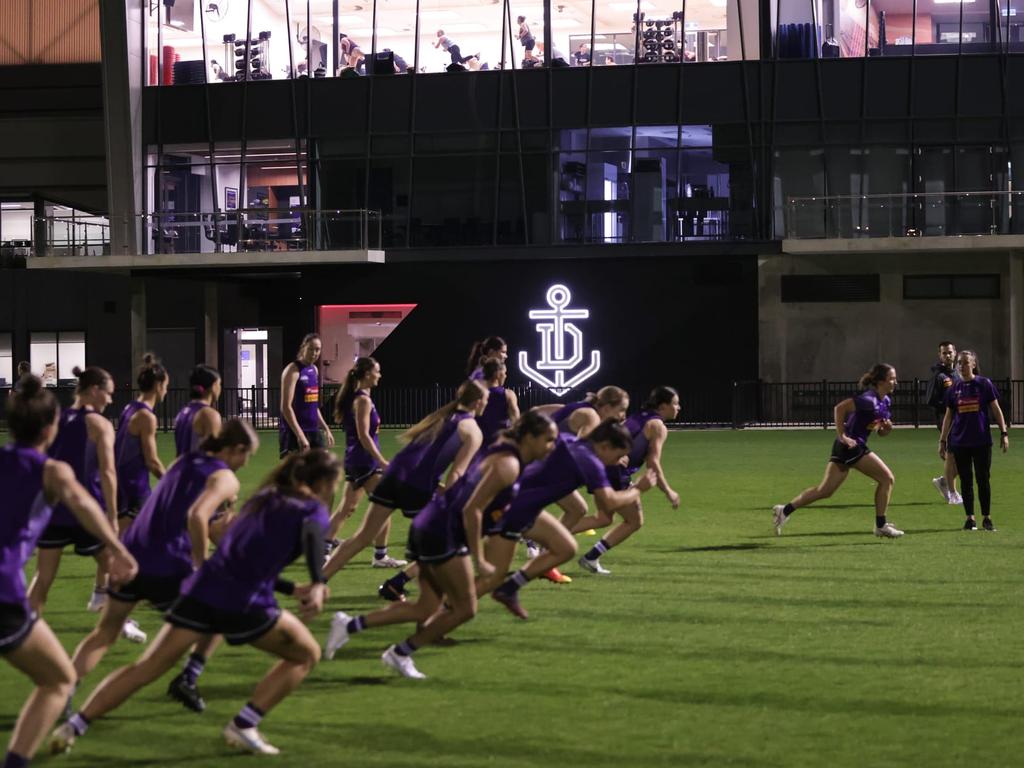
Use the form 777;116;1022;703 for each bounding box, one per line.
36;523;104;556
165;594;279;645
522;35;536;51
0;602;37;655
108;572;185;611
279;429;324;458
368;473;433;518
345;464;382;489
829;439;871;467
405;524;468;565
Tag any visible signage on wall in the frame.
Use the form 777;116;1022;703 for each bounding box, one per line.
518;284;601;397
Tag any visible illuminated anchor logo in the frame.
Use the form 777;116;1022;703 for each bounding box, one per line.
518;284;601;397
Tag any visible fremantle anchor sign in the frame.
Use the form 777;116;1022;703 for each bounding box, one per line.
517;284;601;397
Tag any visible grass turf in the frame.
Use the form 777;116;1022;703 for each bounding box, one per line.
3;428;1022;767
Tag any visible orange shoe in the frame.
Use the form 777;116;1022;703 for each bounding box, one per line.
542;567;572;584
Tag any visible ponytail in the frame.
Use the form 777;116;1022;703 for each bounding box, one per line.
72;365;111;395
7;375;59;444
334;356;377;422
401;379;487;445
260;447;341;496
199;417;258;454
189;364;221;400
137;353;168;393
643;385;678;411
465;335;506;376
858;364;894;390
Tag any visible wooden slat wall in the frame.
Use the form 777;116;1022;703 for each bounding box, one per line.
0;0;101;65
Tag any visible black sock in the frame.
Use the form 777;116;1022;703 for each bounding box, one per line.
3;751;30;768
392;571;412;587
783;503;795;516
374;546;388;560
233;702;264;729
875;516;886;528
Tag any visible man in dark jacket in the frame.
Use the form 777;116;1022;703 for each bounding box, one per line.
926;341;961;504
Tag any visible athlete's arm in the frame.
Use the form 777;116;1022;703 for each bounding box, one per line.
643;419;679;508
44;459;137;584
193;406;222;444
571;409;601;438
505;389;520;423
834;399;856;447
187;469;240;569
530;404;562;418
279;364;307;448
445;418;483;487
88;413;119;523
136;409;166;479
938;407;953;459
316;407;335;448
461;454;519;576
990;399;1010;453
355;396;389;467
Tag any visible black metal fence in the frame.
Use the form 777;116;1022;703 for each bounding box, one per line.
1;380;1022;431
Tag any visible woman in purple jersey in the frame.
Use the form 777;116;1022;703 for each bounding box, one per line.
326;357;402;567
572;386;681;575
465;335;507;380
542;385;629;437
772;364;904;538
476;357;520;444
1;378;135;768
115;354;169;530
323;412;557;679
174;365;222;458
53;450;339;757
323;380;487;587
280;333;335;457
939;350;1009;531
68;419;258;716
28;366;120;617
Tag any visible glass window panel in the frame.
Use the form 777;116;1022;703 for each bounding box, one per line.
370;0;416;74
1;202;33;243
30;332;58;388
417;0;503;73
58;332;86;384
0;333;12;388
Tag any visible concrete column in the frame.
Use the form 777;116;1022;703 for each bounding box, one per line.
130;278;147;367
204;282;219;366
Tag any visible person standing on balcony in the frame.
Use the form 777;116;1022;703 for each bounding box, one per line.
939;350;1009;532
279;334;334;458
772;364;904;539
927;341;962;504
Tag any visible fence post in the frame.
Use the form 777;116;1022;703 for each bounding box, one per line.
251;385;258;427
913;377;920;428
821;379;828;429
731;381;739;430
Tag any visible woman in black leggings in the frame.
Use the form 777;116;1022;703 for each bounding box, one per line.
939;350;1009;531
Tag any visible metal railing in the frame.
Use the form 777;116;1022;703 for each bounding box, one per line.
784;191;1024;240
2;380;1021;432
38;215;111;257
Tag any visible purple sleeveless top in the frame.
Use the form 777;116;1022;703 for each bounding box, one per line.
48;407;103;526
387;411;474;493
121;452;228;579
624;410;661;473
410;442;523;544
287;362;320;433
342;390;380;469
175;401;212;457
0;445;53;607
476;386;510;444
115;400;154;511
180;489;329;612
551;400;595;435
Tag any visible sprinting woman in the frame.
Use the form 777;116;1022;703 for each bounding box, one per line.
1;377;136;768
325;357;403;568
322;412;558;678
475;358;519;445
52;449;340;757
572;386;682;574
485;419;656;618
279;333;334;457
939;350;1009;531
545;385;630;437
174;365;222;457
772;364;903;538
115;354;169;531
67;419;258;715
325;380;487;594
465;335;507;380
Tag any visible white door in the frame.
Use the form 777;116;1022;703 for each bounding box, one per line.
239;343;256;389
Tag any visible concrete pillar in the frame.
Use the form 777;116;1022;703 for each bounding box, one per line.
130;278;146;368
204;282;219;366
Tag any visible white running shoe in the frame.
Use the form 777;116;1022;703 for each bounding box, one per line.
223;722;280;755
324;611;352;660
873;522;905;538
578;556;612;575
948;491;963;505
932;476;950;502
86;590;106;612
772;504;790;536
381;646;427;679
49;722;77;754
121;619;147;644
371;555;408;568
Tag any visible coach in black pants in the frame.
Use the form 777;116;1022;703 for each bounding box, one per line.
939;350;1009;531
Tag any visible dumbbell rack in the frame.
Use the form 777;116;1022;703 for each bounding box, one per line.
638;14;682;64
223;32;273;81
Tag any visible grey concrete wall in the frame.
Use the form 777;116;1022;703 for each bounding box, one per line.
759;251;1014;382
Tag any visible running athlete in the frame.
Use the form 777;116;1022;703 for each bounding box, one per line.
324;380;487;591
772;364;904;538
322;412;557;678
476;358;519;445
484;420;656;618
465;335;507;380
939;350;1009;531
544;385;630;439
280;333;334;456
326;357;403;567
927;341;962;504
174;365;222;457
67;419;258;715
572;386;682;575
52;450;339;757
115;354;169;532
1;377;136;768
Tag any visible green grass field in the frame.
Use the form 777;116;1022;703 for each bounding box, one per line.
4;428;1023;767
